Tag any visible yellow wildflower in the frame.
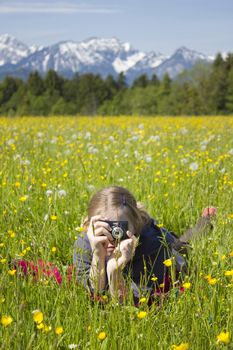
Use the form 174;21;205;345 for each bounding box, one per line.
151;276;158;282
139;297;147;303
50;215;57;221
19;195;28;202
208;278;218;286
55;326;64;335
32;310;43;324
1;315;13;327
137;311;147;319
182;282;191;289
98;331;107;341
225;270;233;276
8;269;17;276
43;325;52;333
51;247;57;253
163;258;172;267
171;343;189;350
216;331;230;345
37;323;44;330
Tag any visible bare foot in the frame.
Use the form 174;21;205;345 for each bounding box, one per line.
202;207;217;218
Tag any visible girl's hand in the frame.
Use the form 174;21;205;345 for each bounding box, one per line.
87;215;113;259
107;231;137;272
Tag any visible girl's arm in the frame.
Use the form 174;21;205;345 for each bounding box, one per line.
106;233;137;302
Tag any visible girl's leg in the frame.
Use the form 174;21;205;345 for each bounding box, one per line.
171;207;216;254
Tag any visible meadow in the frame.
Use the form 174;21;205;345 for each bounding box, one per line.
0;116;232;350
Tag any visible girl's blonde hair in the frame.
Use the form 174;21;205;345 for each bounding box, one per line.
82;186;151;236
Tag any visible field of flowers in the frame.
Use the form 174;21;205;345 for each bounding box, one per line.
0;116;233;350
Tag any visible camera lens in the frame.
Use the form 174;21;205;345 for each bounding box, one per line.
112;227;123;240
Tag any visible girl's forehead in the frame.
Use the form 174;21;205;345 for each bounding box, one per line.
101;207;129;221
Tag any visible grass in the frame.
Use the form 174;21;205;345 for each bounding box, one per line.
0;116;232;349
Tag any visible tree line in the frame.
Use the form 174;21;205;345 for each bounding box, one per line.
0;53;233;116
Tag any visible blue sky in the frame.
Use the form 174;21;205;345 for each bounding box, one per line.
0;0;232;55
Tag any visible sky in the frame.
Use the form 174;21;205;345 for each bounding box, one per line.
0;0;232;55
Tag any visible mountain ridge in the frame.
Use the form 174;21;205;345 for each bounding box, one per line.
0;33;215;83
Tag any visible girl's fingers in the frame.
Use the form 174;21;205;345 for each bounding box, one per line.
94;227;113;241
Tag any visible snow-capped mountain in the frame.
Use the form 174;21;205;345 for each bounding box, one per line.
0;34;214;83
0;34;38;66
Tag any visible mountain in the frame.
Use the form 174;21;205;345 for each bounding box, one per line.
0;34;214;83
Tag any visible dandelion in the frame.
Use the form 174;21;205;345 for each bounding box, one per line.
1;315;13;327
151;276;158;282
208;278;218;286
189;162;199;171
55;326;64;335
43;325;52;333
224;270;233;276
139;297;147;303
19;195;28;202
50;215;57;221
98;331;107;340
171;343;189;350
46;190;53;197
8;269;17;276
182;282;191;289
137;311;147;319
57;189;66;198
51;246;57;253
163;258;172;267
68;345;78;349
37;323;44;330
32;310;43;324
216;331;230;345
15;181;20;187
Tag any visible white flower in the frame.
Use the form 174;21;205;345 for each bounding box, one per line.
220;168;225;173
138;123;144;130
144;156;152;163
180;127;188;135
88;146;98;154
180;158;188;164
7;138;15;146
46;190;53;197
84;132;91;139
21;159;31;166
57;190;67;198
189;162;199;171
44;214;49;221
149;135;160;142
68;345;77;349
228;149;233;155
109;136;115;142
86;184;95;192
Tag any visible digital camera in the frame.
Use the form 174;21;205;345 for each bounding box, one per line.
101;220;128;241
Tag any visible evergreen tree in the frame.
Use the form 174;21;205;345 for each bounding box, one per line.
27;71;44;96
132;74;149;88
226;68;233;113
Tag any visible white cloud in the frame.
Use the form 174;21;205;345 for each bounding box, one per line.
0;1;119;14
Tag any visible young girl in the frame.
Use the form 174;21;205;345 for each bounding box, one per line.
73;185;215;304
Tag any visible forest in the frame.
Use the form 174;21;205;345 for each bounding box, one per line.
0;53;233;116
